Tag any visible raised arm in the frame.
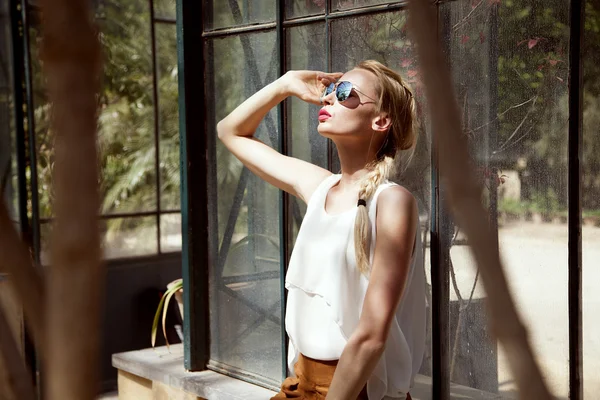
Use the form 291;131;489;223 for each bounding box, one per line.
216;70;342;203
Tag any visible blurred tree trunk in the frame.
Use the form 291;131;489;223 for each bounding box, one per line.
37;0;103;399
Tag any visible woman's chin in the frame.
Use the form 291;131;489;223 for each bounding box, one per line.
317;123;339;138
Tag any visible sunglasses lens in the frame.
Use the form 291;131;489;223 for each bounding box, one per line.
324;82;335;97
336;81;352;102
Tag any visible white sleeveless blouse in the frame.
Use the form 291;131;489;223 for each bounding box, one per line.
285;174;426;400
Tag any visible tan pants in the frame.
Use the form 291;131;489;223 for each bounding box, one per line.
271;353;413;400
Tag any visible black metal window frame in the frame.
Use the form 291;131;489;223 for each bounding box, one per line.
3;0;587;397
7;0;186;391
11;0;182;265
180;0;584;398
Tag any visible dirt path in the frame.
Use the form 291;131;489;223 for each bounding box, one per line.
434;221;600;398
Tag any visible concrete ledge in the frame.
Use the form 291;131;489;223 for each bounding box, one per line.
112;345;276;400
113;345;507;400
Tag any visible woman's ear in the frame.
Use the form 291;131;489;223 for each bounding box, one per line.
372;113;392;132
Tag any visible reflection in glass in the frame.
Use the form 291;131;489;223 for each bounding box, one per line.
206;0;276;31
444;0;569;397
155;23;180;211
207;31;283;385
332;11;432;398
285;0;325;19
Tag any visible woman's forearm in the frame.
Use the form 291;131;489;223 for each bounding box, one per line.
326;336;385;400
217;77;290;139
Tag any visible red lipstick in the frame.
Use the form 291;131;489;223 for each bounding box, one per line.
318;108;331;121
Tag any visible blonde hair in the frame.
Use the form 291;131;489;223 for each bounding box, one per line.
353;60;417;275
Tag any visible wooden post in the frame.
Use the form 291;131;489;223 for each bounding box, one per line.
407;1;553;399
37;0;103;399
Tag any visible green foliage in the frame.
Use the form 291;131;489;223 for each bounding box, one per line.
499;189;569;219
26;0;600;240
31;0;181;232
499;197;528;216
529;188;561;215
582;92;600;209
451;0;600;212
583;209;600;218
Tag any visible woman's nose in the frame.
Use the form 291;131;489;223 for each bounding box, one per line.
322;90;336;105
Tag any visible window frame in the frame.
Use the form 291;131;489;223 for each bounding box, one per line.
6;0;586;397
21;0;182;262
179;0;586;398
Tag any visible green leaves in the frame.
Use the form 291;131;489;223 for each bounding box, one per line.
151;278;183;349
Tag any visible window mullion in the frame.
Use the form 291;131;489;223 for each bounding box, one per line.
178;0;210;371
276;0;290;380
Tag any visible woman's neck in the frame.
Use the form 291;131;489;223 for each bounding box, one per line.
335;141;379;189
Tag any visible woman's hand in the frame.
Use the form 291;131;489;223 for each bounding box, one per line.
281;70;343;105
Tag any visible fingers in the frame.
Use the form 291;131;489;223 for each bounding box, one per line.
318;71;343;86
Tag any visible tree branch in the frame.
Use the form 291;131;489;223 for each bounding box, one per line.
407;1;554;398
0;301;36;400
38;0;104;398
0;200;45;352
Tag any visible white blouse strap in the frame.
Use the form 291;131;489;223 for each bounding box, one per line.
306;173;339;209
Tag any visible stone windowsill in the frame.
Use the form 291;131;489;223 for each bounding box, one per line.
112;344;506;400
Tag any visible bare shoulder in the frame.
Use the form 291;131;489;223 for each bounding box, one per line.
372;185;418;274
375;185;418;239
377;185;417;217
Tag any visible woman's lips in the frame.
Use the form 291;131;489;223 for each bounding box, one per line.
318;109;331;121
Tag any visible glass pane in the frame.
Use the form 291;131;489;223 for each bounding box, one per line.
285;0;325;19
156;23;180;211
98;0;157;215
153;0;175;20
103;216;158;258
32;0;158;218
583;1;600;397
331;12;432;235
443;0;569;397
333;0;393;11
0;0;18;224
206;1;276;31
331;11;432;399
287;23;327;247
207;31;283;385
41;216;158;264
160;213;181;252
331;13;417;81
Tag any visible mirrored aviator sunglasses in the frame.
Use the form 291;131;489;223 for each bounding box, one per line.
323;81;354;102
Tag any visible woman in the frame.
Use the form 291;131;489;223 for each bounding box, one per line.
217;60;426;400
